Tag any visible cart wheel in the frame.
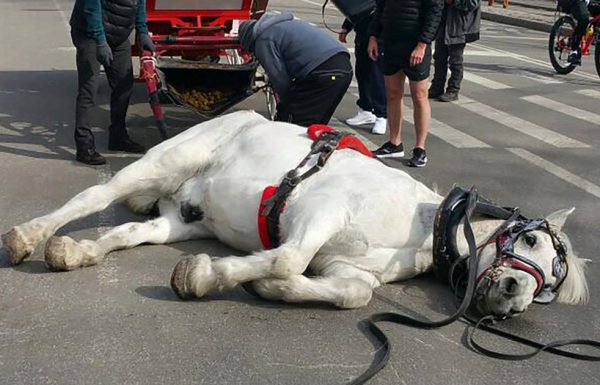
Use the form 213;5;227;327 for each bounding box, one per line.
265;85;277;121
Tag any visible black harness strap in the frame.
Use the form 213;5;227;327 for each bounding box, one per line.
261;130;351;248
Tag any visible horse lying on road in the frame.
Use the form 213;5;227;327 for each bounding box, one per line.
1;111;589;317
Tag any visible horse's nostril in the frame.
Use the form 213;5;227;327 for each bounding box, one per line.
500;276;519;295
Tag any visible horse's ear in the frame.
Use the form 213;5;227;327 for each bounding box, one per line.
546;207;575;231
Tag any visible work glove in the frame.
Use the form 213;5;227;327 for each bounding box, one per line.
96;41;113;68
138;33;155;53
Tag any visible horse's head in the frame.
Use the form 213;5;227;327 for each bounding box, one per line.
474;208;590;318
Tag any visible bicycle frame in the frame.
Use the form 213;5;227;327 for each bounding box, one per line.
554;13;600;56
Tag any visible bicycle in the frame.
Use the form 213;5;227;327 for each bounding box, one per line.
548;0;600;78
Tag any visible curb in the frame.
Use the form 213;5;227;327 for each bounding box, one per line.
506;1;557;11
481;11;553;32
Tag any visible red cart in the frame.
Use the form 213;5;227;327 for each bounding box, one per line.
137;0;274;139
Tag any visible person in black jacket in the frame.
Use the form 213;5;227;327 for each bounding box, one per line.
339;16;387;135
367;0;443;167
429;0;481;102
70;0;155;165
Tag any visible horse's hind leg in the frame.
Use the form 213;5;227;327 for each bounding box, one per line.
44;206;211;271
1;161;170;265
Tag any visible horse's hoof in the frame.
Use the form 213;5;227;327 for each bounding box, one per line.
1;227;34;265
170;254;215;300
44;236;82;271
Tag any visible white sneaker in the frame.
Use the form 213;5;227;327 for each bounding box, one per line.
371;117;387;135
346;108;376;126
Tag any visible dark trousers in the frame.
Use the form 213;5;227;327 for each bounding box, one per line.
432;39;466;93
568;0;591;51
276;53;352;126
71;30;134;152
354;21;386;118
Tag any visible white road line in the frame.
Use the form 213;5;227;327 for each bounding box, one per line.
346;92;489;148
480;36;549;41
463;50;507;57
462;72;512;89
575;89;600;99
517;70;563;84
456;96;590;148
522;95;600;125
471;43;600;81
507;148;600;199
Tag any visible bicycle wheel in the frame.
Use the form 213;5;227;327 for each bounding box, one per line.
549;16;577;74
595;34;600;79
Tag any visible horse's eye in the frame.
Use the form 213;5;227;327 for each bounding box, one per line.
524;234;537;248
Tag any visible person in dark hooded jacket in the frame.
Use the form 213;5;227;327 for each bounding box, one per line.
238;11;352;126
429;0;481;102
70;0;155;165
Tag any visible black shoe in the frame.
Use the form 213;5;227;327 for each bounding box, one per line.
439;91;459;102
108;137;145;153
76;149;106;165
567;51;582;65
372;141;404;158
407;147;427;167
428;88;444;99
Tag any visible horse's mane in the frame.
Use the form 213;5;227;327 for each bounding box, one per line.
556;233;590;305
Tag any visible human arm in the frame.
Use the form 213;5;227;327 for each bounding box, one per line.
339;18;353;43
135;0;155;52
418;0;444;45
367;0;385;39
451;0;480;12
83;0;106;43
254;39;291;103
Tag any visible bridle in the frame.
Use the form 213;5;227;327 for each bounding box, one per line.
474;218;569;309
347;187;600;385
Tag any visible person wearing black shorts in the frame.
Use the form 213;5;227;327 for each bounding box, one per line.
368;0;443;167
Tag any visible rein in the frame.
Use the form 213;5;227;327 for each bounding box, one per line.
348;187;600;385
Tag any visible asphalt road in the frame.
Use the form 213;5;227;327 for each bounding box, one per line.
0;1;599;385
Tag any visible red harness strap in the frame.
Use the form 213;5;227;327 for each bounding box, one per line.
257;125;372;249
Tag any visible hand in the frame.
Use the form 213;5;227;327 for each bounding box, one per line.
410;42;427;67
96;41;113;68
367;36;378;61
138;33;155;53
338;30;348;43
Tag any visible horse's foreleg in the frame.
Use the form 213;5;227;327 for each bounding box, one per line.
1;162;170;265
170;206;347;300
250;270;377;308
44;211;211;271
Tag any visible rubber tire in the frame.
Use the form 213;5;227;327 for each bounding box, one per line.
549;16;577;75
595;35;600;79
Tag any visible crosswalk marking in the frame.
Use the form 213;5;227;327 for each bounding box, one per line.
462;72;512;89
574;89;600;100
455;96;590;148
347;92;490;148
522;95;600;125
403;105;491;148
517;70;562;84
507;148;600;200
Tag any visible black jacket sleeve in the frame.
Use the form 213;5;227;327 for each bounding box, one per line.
419;0;443;44
341;18;353;32
368;0;385;37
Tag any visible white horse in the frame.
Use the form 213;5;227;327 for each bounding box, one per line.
1;111;589;316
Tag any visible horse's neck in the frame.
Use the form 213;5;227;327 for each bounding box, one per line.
456;217;505;264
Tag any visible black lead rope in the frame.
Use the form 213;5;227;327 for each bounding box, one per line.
466;315;600;361
347;189;600;385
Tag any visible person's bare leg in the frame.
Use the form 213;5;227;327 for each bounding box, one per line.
409;79;430;149
384;72;407;146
